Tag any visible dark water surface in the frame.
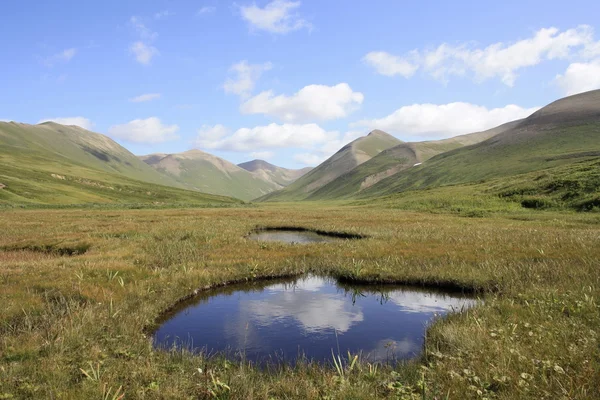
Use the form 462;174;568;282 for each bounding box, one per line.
247;230;340;243
153;275;476;365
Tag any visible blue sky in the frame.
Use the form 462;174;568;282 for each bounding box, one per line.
2;0;600;168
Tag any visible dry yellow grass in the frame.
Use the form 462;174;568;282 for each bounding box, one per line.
0;205;599;399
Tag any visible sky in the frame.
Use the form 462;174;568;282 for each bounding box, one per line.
2;0;600;169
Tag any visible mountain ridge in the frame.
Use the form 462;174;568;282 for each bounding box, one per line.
307;119;522;200
140;150;281;201
0;121;238;205
359;89;600;198
237;159;312;187
257;129;402;201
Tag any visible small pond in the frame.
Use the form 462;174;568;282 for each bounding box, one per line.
247;229;345;244
153;275;476;365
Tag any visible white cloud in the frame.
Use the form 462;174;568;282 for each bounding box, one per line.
42;48;77;67
363;51;418;78
130;41;159;65
196;124;229;142
240;0;311;34
129;16;159;65
129;93;161;103
130;16;157;40
245;289;363;333
293;131;365;166
319;130;364;154
195;123;337;152
241;83;364;122
108;117;179;144
365;25;600;86
197;6;216;15
193;123;370;167
154;10;174;20
38;117;93;130
356;102;539;139
555;60;600;96
582;40;600;59
249;151;274;160
387;291;476;314
223;61;272;97
293;152;326;166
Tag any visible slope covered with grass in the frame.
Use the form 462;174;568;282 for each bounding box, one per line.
351;158;600;215
359;90;600;199
309;121;520;200
140;150;281;201
258;130;401;201
0;122;183;187
238;159;312;187
0;122;239;206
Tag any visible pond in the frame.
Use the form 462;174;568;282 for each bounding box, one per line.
247;229;346;244
153;275;476;365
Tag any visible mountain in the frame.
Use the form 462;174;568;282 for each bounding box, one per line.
0;122;239;205
1;122;183;187
307;120;521;200
140;150;281;201
257;129;402;201
359;89;600;198
237;159;312;187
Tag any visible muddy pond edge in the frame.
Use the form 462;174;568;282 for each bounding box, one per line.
145;269;487;337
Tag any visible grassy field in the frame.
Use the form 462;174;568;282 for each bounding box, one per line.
1;202;599;399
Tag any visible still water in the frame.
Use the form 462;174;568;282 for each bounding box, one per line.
153;275;476;365
247;230;340;243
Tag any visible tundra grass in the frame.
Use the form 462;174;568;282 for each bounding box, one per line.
0;205;599;399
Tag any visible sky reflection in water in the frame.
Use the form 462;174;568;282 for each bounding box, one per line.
247;230;339;243
153;275;476;364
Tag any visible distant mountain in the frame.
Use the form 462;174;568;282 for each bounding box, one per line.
0;122;238;205
308;120;521;200
359;89;600;198
237;159;312;187
258;129;402;201
140;150;281;201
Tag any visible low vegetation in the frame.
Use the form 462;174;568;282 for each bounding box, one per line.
1;202;599;399
353;158;600;215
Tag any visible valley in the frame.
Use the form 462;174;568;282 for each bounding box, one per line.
1;88;599;399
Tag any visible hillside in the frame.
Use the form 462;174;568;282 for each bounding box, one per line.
0;122;239;206
308;120;521;200
140;150;281;201
359;89;600;198
237;159;312;187
257;130;402;201
0;122;184;187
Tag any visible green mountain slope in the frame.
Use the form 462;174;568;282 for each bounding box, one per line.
308;120;521;200
359;89;600;198
140;150;280;201
237;159;312;187
0;122;239;205
0;122;184;187
351;157;600;214
258;130;402;201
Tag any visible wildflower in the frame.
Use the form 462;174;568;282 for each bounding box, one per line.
520;373;533;380
553;365;565;374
